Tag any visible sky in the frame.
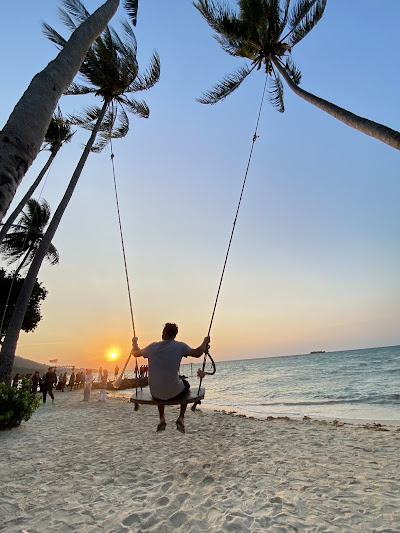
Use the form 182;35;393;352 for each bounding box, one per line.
1;0;399;371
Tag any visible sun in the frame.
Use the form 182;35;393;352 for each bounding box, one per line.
110;352;117;359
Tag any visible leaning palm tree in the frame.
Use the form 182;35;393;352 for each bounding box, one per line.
0;0;139;222
0;5;159;386
0;108;74;247
194;0;400;151
0;198;59;277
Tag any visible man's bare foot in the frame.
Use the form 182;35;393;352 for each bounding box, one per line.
176;418;185;434
157;420;166;432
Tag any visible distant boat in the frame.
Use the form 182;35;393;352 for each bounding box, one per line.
310;350;326;354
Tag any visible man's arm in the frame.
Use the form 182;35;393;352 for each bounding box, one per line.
187;336;210;358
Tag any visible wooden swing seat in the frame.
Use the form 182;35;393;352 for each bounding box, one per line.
130;387;205;406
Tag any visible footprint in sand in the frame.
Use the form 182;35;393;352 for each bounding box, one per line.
159;481;173;494
122;513;141;527
170;511;187;528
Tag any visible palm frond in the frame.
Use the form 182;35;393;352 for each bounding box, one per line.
67;106;103;126
90;136;111;153
288;0;327;46
127;52;160;92
58;8;79;33
97;107;118;134
42;22;67;49
285;56;302;85
110;107;130;138
120;19;138;54
279;0;291;33
214;34;244;57
60;0;90;25
124;0;139;26
194;0;244;40
197;65;251;104
43;107;75;149
119;96;149;118
46;243;60;266
65;82;96;95
91;107;130;152
111;23;137;59
268;70;285;112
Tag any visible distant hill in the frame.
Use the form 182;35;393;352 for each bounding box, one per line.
12;355;49;376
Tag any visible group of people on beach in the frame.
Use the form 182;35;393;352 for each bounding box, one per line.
138;364;148;378
13;366;111;404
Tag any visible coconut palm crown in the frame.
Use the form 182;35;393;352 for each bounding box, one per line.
0;198;59;275
42;0;160;151
195;0;326;111
195;0;400;150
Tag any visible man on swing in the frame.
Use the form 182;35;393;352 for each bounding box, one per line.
131;323;210;434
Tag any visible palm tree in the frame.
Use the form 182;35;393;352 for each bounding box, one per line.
0;5;159;386
0;0;139;222
194;0;400;151
0;108;74;247
0;198;59;277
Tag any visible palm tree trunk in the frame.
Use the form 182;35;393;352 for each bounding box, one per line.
272;59;400;151
0;102;109;386
0;148;59;247
0;0;120;223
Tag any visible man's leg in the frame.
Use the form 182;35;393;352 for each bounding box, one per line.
157;405;165;423
178;403;187;421
176;403;187;434
157;405;166;432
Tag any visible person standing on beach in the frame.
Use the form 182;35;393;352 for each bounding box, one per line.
114;365;119;380
131;323;210;434
98;369;108;402
68;372;75;391
83;369;94;401
31;371;41;393
42;367;57;404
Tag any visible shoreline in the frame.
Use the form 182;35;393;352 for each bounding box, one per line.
107;389;400;427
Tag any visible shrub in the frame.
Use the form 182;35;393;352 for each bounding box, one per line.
0;377;40;430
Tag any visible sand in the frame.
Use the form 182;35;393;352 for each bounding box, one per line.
0;390;399;533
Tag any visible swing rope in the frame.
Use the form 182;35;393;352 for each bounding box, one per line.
108;110;140;393
197;76;268;395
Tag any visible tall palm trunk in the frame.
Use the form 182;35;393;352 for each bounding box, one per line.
0;0;120;222
272;59;400;151
0;148;59;247
0;102;109;385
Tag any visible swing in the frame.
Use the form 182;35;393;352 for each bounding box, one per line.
111;79;267;408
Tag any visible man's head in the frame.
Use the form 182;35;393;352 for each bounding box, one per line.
162;323;178;340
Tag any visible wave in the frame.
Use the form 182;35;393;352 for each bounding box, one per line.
256;394;400;407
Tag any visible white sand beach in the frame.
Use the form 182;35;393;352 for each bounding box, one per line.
1;390;399;533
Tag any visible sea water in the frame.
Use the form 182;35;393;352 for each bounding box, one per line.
124;345;400;422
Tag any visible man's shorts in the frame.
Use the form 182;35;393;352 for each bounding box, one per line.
153;377;190;402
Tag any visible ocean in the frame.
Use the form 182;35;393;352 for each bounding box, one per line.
122;345;400;423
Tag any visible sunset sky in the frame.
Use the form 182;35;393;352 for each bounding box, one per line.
1;0;399;371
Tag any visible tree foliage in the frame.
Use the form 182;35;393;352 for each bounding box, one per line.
0;377;40;429
0;269;48;342
195;0;400;150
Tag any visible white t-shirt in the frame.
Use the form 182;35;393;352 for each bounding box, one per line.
141;339;192;400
